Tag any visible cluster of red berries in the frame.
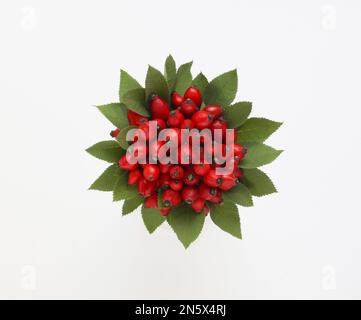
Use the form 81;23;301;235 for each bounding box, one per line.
111;86;246;216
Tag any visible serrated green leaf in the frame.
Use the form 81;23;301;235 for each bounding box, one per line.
116;125;137;150
167;203;205;248
204;69;238;107
86;140;124;163
223;101;252;129
141;205;166;233
236;118;282;143
210;200;242;239
122;195;143;215
113;171;138;201
89;164;119;192
123;88;149;117
240;143;283;168
224;183;253;207
174;61;193;95
145;65;170;103
97;103;129;129
192;72;208;96
119;70;142;103
164;55;177;92
243;168;277;197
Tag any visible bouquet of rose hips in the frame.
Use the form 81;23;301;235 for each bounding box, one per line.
87;56;282;248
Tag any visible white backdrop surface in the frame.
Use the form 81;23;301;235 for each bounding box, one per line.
0;0;360;299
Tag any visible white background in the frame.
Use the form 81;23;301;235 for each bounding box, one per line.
1;0;360;299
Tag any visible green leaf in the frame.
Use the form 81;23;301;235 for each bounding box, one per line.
243;168;277;197
119;70;142;103
122;195;143;215
240;143;283;168
116;125;137;150
174;61;193;95
113;171;138;201
223;101;252;129
86;140;124;163
236;118;282;143
224;183;253;207
97;103;129;129
164;55;177;92
192;72;208;96
89;164;119;192
204;69;238;107
123;88;150;117
210;199;242;239
145;65;170;103
167;203;205;248
141;205;166;233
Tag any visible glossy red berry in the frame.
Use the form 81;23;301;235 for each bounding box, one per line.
127;110;148;126
118;155;138;171
234;143;246;161
167;110;184;128
203;169;219;188
169;179;183;192
204;105;223;120
143;164;160;181
171;91;184;107
191;198;205;213
138;177;157;198
181;186;199;204
218;174;237;191
159;172;171;189
199;183;217;201
110;128;120;138
150;95;170;120
208;188;223;204
163;189;182;207
128;168;141;185
183;168;200;186
159;163;173;174
145;194;158;208
180;99;198;117
191;110;213;129
169;165;184;180
153;118;166;131
193;162;211;176
184;86;202;107
180;119;195;130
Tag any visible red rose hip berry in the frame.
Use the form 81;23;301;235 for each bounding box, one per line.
180;99;198;117
163;189;182;207
191;198;205;213
118;155;138;171
167;110;184;128
184;86;202;107
193;162;211;176
171;91;184;107
192;110;213;129
150;95;170;120
143;164;160;181
169;179;183;192
128;168;141;185
181;186;199;204
145;194;158;208
169;165;184;180
183;168;200;186
204;105;223;119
